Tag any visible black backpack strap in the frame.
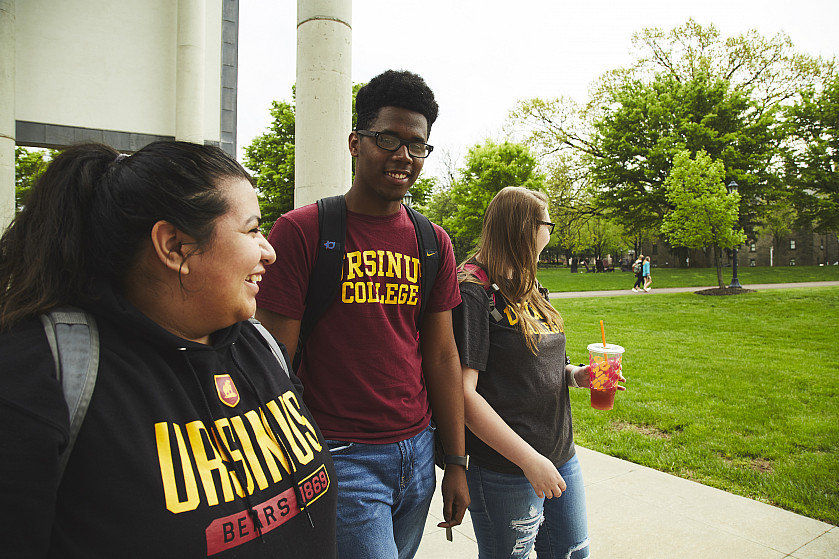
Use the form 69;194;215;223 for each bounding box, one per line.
295;195;346;370
40;306;100;478
461;262;505;322
405;205;439;326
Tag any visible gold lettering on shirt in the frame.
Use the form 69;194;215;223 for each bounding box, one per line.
156;422;200;514
266;400;314;466
363;250;377;276
503;305;520;325
213;417;254;496
346;251;363;280
187;420;236;506
230;415;270;491
281;392;323;452
154;391;321;515
338;249;422;307
244;408;292;480
405;256;420;283
386;252;403;278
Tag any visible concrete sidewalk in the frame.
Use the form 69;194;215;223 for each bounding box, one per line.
548;281;839;299
417;447;838;558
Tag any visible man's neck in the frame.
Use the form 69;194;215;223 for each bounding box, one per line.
344;186;404;216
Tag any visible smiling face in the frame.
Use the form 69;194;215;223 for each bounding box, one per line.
183;178;276;333
348;106;428;215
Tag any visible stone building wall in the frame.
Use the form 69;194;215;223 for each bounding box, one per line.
639;229;839;268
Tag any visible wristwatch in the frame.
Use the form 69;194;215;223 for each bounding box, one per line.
443;455;469;470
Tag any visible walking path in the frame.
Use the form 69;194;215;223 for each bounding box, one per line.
417;280;839;558
417;447;838;558
549;280;839;299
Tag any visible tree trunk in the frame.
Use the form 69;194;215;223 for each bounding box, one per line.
714;245;725;288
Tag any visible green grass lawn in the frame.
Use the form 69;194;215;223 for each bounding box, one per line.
537;264;839;292
554;286;839;524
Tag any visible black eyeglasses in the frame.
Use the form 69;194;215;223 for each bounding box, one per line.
539;221;555;235
355;130;434;159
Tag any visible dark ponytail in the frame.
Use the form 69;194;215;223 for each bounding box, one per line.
0;141;251;330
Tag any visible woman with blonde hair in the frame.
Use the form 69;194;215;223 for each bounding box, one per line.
452;187;620;558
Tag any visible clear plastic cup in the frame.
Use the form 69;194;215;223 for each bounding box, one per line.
588;343;625;410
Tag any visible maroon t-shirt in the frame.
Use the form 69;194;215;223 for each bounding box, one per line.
256;203;461;443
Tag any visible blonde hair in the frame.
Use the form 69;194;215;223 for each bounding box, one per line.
459;186;563;353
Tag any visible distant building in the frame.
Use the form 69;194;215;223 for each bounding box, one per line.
639;229;839;268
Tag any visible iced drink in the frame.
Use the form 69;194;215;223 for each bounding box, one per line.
588;343;624;410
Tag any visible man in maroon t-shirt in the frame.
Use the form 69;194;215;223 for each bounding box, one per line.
255;70;469;559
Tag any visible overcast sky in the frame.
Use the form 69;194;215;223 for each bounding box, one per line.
236;0;839;180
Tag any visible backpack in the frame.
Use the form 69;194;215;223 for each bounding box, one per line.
461;262;505;323
632;260;642;274
293;195;440;371
40;307;289;479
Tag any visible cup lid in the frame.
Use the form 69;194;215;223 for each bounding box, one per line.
587;343;625;354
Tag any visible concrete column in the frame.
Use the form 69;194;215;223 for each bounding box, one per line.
0;0;15;231
295;0;352;207
176;0;205;144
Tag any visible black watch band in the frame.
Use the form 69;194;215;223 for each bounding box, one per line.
443;454;469;469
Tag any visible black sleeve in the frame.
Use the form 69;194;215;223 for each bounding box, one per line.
0;318;70;557
452;283;491;371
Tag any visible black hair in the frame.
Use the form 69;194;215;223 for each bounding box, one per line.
0;141;251;329
355;70;439;135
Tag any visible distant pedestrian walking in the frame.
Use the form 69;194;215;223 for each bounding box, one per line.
643;256;652;292
632;255;644;292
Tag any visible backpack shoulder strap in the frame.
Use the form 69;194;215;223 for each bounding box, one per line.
39;306;100;478
295;195;346;370
460;263;505;322
404;205;439;325
248;318;290;378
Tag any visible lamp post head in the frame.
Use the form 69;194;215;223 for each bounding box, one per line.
402;191;413;208
727;180;738;194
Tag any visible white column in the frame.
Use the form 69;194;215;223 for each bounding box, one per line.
295;0;352;207
176;0;205;144
0;0;15;231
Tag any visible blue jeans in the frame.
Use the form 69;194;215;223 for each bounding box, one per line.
327;425;436;559
467;454;589;559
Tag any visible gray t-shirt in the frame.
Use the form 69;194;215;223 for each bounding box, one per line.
452;280;576;474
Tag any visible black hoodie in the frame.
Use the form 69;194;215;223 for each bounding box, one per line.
0;283;337;558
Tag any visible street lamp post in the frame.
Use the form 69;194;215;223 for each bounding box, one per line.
402;190;413;208
727;180;743;289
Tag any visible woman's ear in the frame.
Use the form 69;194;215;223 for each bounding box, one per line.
150;221;196;274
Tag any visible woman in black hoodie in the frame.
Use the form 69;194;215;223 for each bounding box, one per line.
0;142;337;558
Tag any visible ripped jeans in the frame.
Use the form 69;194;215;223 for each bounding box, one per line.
466;455;589;559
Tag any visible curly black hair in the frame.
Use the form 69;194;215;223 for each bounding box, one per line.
355;70;439;136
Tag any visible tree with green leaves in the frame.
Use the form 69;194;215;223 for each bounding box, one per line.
244;84;363;231
628;19;833;114
511;20;829;160
508;20;830;255
784;75;839;235
540;156;601;262
243;99;296;229
589;71;778;236
661;150;746;287
14;147;55;212
443;140;545;260
406;176;434;211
